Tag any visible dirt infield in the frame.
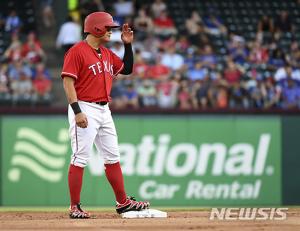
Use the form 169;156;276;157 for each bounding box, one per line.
1;209;300;231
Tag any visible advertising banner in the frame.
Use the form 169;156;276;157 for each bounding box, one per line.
1;116;281;206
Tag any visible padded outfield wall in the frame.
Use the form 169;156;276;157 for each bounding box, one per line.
0;115;299;206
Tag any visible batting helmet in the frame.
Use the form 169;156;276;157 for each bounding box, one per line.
84;12;119;37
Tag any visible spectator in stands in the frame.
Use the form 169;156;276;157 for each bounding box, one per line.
206;72;229;109
8;60;33;103
248;41;269;65
229;82;248;109
185;11;207;46
146;56;171;79
224;59;243;84
21;32;46;66
191;78;211;109
199;45;217;70
289;41;300;69
137;79;157;107
274;10;295;39
150;0;167;19
177;79;192;109
132;52;150;79
227;33;248;65
274;64;300;82
186;61;208;81
156;75;179;108
110;78;126;109
0;63;10;100
113;0;134;18
161;47;184;71
176;35;190;53
262;78;281;109
160;35;176;48
109;25;123;43
32;62;52;102
67;0;80;23
134;9;153;41
153;10;177;37
257;16;274;34
215;85;229;109
123;82;139;108
110;41;124;59
267;48;286;71
3;32;22;63
134;34;160;58
257;15;274;43
183;48;197;71
250;79;267;108
5;10;22;34
56;15;82;53
281;77;300;109
41;0;55;28
203;10;227;36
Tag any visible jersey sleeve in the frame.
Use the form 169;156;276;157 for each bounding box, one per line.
110;51;124;76
61;47;82;79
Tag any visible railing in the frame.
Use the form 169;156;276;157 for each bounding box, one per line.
1;106;300;115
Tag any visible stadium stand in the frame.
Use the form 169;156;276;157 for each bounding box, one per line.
0;0;300;111
0;0;53;107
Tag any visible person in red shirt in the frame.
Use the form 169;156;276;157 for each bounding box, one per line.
147;56;171;79
153;10;177;36
32;63;52;100
249;41;269;64
224;60;242;84
61;12;149;219
132;52;150;78
21;32;45;65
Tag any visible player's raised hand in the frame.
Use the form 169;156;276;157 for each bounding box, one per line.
121;23;133;44
75;112;88;128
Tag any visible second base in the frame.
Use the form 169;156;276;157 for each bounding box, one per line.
121;209;167;218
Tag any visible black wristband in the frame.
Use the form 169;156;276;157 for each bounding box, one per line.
70;102;81;115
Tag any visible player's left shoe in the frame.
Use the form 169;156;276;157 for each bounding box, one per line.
69;203;91;219
116;196;150;214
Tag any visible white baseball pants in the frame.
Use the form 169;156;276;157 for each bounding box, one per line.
68;101;120;167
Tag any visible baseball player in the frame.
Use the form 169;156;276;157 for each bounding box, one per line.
61;12;150;219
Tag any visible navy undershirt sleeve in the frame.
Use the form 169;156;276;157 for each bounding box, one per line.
120;43;133;75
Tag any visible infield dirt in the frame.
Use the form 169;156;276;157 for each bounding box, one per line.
0;209;300;230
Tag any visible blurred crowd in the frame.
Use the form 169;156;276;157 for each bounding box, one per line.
2;0;300;110
97;0;300;110
0;2;52;105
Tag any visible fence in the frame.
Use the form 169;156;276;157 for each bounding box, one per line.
0;115;299;206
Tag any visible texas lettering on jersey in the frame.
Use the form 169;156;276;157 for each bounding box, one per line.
88;61;114;76
61;41;124;102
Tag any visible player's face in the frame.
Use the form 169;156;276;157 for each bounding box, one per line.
99;27;112;43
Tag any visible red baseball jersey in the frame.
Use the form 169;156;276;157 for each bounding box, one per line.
61;41;124;102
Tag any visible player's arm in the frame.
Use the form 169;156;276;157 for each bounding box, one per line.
120;24;133;75
63;76;88;128
120;43;133;75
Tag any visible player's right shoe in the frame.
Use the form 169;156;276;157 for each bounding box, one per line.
69;203;91;219
116;196;150;214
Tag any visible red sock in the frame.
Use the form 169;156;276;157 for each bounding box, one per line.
68;164;84;206
104;162;127;204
